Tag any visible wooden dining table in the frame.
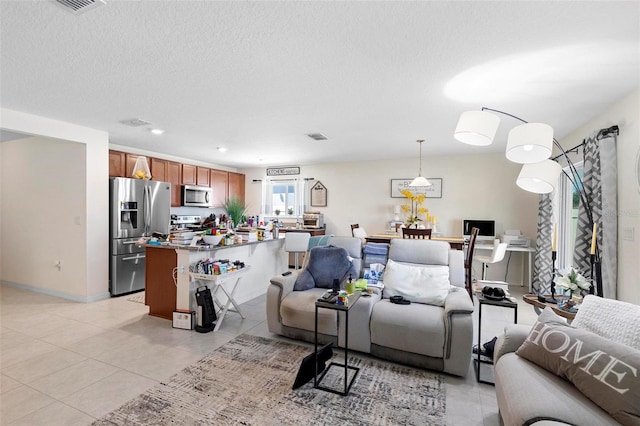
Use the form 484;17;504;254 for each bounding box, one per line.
365;233;466;250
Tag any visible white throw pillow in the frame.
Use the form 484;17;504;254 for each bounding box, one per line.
382;259;450;306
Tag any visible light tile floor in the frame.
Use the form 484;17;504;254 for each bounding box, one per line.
0;283;538;425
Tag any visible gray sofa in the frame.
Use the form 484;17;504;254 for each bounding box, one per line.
494;295;640;426
267;237;474;377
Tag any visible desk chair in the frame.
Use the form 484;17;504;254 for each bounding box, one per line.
285;232;311;270
476;240;508;280
402;228;432;239
465;228;479;301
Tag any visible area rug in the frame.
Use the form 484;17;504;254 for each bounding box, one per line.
126;292;145;304
93;334;446;425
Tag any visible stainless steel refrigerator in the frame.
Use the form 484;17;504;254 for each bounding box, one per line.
109;177;171;296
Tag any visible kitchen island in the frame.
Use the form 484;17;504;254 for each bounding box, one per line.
145;237;286;320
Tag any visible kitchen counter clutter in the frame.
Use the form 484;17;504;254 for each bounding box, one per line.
145;236;287;322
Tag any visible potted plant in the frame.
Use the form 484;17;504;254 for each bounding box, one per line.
222;196;247;229
274;209;281;216
287;208;294;215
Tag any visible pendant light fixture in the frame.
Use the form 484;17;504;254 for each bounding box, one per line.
409;140;432;187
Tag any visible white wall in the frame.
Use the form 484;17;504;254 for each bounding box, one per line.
0;109;109;301
558;89;640;305
242;151;539;284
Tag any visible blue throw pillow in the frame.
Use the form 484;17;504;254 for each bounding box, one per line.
293;269;315;291
307;245;355;289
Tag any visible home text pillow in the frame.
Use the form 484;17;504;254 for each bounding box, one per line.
382;259;450;306
293;245;356;290
516;310;640;425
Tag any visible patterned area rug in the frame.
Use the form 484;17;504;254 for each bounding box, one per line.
93;334;446;425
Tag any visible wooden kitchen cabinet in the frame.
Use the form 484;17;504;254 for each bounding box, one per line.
209;169;228;207
109;150;125;177
145;246;177;320
228;172;245;202
182;164;196;185
125;154;140;177
167;161;182;207
150;158;168;182
196;166;210;187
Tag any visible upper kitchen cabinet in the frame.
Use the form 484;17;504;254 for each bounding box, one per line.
109;150;125;177
209;169;228;207
196;167;210;187
125;154;140;177
228;172;245;202
167;161;182;207
182;164;196;185
150;158;168;182
151;158;181;206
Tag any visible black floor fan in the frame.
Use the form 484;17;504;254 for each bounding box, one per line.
195;286;216;333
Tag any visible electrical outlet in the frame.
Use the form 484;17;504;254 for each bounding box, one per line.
623;227;635;241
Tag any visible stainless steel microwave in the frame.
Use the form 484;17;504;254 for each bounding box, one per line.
181;185;213;207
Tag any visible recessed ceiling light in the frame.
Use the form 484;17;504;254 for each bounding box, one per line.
217;147;228;152
150;128;165;135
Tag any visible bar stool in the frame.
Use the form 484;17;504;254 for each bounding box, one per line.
476;240;508;280
285;232;311;270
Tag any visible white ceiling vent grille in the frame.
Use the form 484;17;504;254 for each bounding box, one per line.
120;118;152;127
52;0;106;15
306;133;328;141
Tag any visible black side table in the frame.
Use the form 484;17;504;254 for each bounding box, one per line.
314;292;360;396
474;294;517;385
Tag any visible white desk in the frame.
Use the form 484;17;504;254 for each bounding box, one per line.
475;244;536;292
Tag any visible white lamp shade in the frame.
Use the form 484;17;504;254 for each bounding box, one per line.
516;160;562;194
454;111;500;146
409;176;431;187
506;123;554;164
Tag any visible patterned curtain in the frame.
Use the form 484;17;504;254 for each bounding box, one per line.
532;193;554;295
572;133;618;298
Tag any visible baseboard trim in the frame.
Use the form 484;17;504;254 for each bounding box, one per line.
0;280;110;303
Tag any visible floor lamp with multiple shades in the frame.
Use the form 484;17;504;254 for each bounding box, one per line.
452;107;603;297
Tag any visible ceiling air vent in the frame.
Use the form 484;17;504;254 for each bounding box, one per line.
52;0;106;15
119;118;152;127
306;133;328;141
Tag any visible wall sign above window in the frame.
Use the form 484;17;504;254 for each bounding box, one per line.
266;166;300;176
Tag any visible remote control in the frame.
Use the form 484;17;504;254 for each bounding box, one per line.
282;271;292;276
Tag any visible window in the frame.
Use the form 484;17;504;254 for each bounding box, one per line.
261;178;305;217
556;162;584;269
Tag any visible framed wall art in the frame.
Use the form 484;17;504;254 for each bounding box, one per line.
391;178;443;198
310;181;327;206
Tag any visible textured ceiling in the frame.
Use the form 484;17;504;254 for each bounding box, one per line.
1;1;638;168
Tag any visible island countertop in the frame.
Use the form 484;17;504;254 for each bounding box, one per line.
145;236;287;320
146;235;284;252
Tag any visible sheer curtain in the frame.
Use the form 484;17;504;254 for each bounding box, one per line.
572;133;618;298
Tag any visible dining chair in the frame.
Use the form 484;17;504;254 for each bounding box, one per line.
464;227;480;301
350;224;360;237
401;227;432;239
